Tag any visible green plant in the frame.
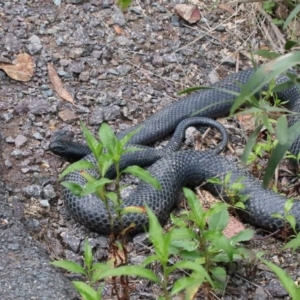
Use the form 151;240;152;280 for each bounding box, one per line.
206;172;249;209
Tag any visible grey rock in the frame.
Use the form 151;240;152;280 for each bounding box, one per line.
33;132;44;140
61;232;82;253
103;105;121;121
14;135;28;147
39;199;50;207
4;33;23;52
116;35;130;46
266;279;288;297
89;106;104;125
5;136;15;143
11;149;33;158
112;6;126;26
21;165;40;173
1;112;14;122
27;35;43;55
23;184;42;198
79;71;90;81
42;184;56;200
4;159;12;168
73;25;90;45
116;65;132;76
69;47;84;58
29;100;57;115
208;69;220;84
69;62;84;74
24;218;41;232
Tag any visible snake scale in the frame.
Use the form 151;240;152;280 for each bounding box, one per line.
50;68;300;234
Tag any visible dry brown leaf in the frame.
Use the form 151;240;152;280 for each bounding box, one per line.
0;53;35;82
47;63;77;107
174;4;201;24
237;114;256;131
218;4;235;15
113;24;124;35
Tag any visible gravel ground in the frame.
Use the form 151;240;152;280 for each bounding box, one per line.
0;0;299;299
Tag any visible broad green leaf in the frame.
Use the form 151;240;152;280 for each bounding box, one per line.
259;258;300;299
254;49;281;59
72;281;100;300
122;166;161;190
170;260;213;287
81;178;114;196
117;0;132;10
211;266;227;282
285;198;294;213
230;229;254;244
80;171;98;183
183;188;205;228
120;127;142;147
172;276;204;297
263;143;288;187
84;240;93;270
276;116;288;145
81;122;99;158
208;210;229;231
170;227;198;241
93;265;159;283
272;81;297;93
58;160;95;180
211;235;235;262
61;182;83;196
284;4;300;28
99;123;118;156
171;240;198;252
282;233;300;252
146;205;170;262
285;40;298;51
271;213;284;219
51;260;86;275
286;215;296;232
242;124;264;164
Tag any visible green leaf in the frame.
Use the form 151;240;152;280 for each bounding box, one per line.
285;198;294;213
285;40;298;51
146;205;170;263
287;121;300;145
230;52;300;114
120;127;142;147
58;160;95;180
282;233;300;252
50;260;86;275
117;0;132;10
93;265;159;283
230;229;254;244
261;114;274;134
254;49;281;59
211;266;227;282
81;178;114;196
208;210;229;231
242;124;264;164
286;215;296;232
259;258;300;299
84;240;93;270
276;116;288;145
81;122;99;159
271;213;284;219
172;276;204;296
72;281;100;300
170;260;214;287
99;123;118;156
170;227;198;241
171;240;198;252
284;4;300;28
183;188;205;228
141;254;159;267
211;235;235;262
61;182;83;196
122;166;161;190
263;143;288;187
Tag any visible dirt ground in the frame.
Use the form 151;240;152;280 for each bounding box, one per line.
0;0;300;299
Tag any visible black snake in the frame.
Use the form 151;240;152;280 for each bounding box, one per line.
50;68;300;234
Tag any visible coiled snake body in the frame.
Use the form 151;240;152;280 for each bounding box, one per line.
51;68;300;234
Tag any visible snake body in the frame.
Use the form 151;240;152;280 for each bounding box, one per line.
53;68;300;234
